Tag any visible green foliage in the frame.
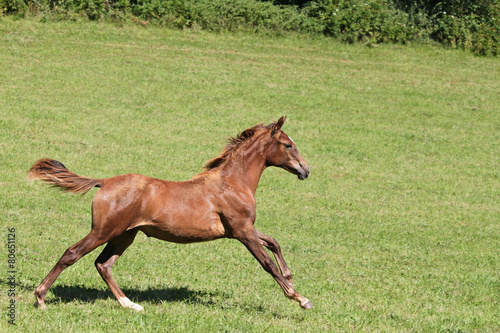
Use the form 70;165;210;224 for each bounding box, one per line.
0;0;26;15
305;0;417;43
427;2;500;56
0;0;498;54
126;0;321;34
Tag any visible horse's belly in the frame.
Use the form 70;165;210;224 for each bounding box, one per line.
137;216;227;244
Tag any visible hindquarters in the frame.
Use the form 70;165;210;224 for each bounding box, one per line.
90;173;155;235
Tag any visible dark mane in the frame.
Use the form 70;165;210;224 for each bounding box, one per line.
203;123;268;170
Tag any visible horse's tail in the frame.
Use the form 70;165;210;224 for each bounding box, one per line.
28;158;103;194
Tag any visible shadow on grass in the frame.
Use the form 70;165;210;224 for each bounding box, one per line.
47;284;226;307
11;281;282;316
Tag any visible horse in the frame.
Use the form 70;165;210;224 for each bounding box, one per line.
28;116;313;311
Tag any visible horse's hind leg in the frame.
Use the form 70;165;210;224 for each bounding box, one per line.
94;229;142;311
35;230;108;309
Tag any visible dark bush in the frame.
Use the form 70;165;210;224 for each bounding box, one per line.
1;0;27;15
130;0;321;34
304;0;417;43
394;0;499;55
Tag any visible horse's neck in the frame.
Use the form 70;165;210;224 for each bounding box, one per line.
221;140;268;195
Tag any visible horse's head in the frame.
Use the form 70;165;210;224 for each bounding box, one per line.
265;116;310;180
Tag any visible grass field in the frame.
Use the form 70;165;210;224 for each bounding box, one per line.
1;17;499;332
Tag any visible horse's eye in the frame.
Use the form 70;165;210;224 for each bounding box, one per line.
285;144;292;149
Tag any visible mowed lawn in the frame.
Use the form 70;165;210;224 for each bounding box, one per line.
1;18;499;332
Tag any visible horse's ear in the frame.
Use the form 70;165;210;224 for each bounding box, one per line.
271;116;286;136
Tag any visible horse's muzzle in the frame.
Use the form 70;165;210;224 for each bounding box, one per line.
297;163;310;180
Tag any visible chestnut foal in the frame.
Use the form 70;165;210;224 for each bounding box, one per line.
29;116;313;311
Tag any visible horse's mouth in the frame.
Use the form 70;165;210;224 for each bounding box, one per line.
282;161;309;180
296;164;310;180
297;169;309;180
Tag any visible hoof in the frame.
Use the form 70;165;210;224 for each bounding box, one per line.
127;303;144;312
119;297;144;312
301;300;314;309
35;293;47;309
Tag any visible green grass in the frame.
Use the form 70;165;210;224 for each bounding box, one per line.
1;17;499;332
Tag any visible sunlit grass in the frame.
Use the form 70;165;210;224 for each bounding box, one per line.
0;17;499;332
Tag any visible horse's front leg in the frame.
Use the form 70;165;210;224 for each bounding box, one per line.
256;230;293;287
236;227;313;309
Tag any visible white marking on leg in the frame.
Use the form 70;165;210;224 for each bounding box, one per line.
118;297;144;311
